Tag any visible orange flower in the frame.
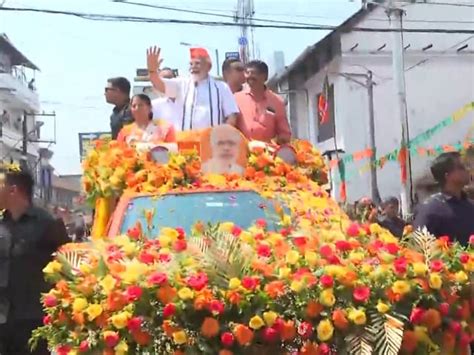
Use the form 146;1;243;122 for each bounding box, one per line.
245;166;257;179
264;281;286;299
163;320;178;336
132;330;151;346
306;300;323;318
251;260;274;277
95;312;109;328
157;285;177;304
280;320;296;341
201;317;220;338
459;300;471;321
441;331;456;352
421;309;442;332
233;324;254;346
227;290;242;305
72;312;85;326
401;330;418;353
194;288;213;310
107;291;127;312
219;351;233;355
332;309;349;330
339;270;358;286
299;341;319;355
386;287;401;303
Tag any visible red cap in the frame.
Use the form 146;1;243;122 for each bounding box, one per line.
190;47;210;61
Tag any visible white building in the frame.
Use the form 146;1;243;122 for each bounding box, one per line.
268;1;474;205
0;33;40;166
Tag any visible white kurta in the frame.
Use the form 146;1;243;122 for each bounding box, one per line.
162;76;239;130
152;97;183;132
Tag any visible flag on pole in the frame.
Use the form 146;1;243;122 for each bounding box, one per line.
318;75;330;124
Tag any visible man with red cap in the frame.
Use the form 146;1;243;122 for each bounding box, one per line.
147;46;239;131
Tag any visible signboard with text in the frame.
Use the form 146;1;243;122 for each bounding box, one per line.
78;132;111;161
225;52;240;60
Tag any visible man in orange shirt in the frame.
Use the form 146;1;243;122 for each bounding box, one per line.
234;60;291;144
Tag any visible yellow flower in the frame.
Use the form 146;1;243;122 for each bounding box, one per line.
391;280;411;295
100;275;116;295
219;222;234;233
319;289;336;307
360;264;373;274
79;263;92;275
249;315;265;330
454;271;468;283
43;260;62;274
72;298;88;313
286;250;300;265
120;260;149;284
228;278;241;290
376;301;390;314
348;251;364;263
278;267;291;279
304;251;318;266
429;273;443;290
240;231;254;245
316;319;334;342
348;308;367;325
369;223;382;234
122;241;137;256
263;311;278;327
173;330;187;345
178;287;194;300
290;280;304;293
281;214;292;227
412;262;428;276
115;341;129;355
86;304;103;321
158;234;172;248
464;259;474;272
111;311;132;329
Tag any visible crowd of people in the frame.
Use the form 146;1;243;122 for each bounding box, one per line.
105;46;292;146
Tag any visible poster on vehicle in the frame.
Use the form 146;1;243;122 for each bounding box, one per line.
78;132;111;161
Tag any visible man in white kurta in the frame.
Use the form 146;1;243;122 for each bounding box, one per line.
147;46;239;131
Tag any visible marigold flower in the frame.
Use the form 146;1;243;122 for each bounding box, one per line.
201;317;220;338
306;300;324;318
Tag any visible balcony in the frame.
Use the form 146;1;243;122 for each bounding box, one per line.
0;71;39;112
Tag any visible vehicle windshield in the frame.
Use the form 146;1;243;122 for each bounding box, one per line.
120;191;287;236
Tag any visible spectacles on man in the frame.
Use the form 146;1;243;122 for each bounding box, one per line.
104;87;117;93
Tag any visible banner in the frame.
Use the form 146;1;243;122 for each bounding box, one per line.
78;132;111;161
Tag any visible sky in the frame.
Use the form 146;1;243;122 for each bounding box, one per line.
0;0;360;174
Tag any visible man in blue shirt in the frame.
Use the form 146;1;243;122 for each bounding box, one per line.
413;152;474;246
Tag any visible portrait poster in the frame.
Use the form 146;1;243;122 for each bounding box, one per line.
200;125;248;176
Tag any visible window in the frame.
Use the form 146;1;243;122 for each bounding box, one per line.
316;84;335;143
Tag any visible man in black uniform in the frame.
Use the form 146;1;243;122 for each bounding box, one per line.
105;77;133;139
0;166;69;354
413;152;474;246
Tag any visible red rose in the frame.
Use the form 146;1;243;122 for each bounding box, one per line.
430;260;444;272
127;227;141;240
138;251;155;264
384;243;400;255
327;255;341;265
293;237;307;248
231;225;243;237
470;235;474;245
158;253;171;263
262;327;279;343
438;236;451;245
460;332;472;347
409;308;425;324
209;300;225;315
242;276;259;291
449;321;461;333
280;228;291;237
254;233;264;241
127;317;142;332
43;294;57;308
335;240;351;252
439;303;450;316
353;286;371;303
459;253;469;264
173;239;187;252
104;331;120;348
221;332;235;347
318;343;330;354
319;245;333;258
126;285;143;302
257;244;272;258
43;315;52;325
346;223;360;237
176;227;186;239
297;321;313;339
320;275;334;288
256;219;267;229
163;303;176;318
187;272;208;291
56;345;72;355
147;272;168;286
79;340;90;353
393;257;407;275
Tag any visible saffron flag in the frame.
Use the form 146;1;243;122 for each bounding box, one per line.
318;75;330;124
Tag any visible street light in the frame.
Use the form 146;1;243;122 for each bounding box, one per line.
180;42;221;77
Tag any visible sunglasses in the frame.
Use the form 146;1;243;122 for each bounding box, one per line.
104;87;117;93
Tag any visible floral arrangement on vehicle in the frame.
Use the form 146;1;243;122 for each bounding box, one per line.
33;215;473;355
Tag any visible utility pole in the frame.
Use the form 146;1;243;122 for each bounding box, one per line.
387;2;413;217
340;71;381;204
235;0;254;63
21;111;28;170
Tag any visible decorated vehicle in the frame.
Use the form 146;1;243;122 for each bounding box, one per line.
32;126;473;355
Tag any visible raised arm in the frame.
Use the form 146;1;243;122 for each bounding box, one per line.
147;46;165;93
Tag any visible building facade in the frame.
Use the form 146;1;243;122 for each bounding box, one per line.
269;1;474;204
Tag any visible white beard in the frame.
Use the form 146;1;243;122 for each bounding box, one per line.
191;73;207;83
